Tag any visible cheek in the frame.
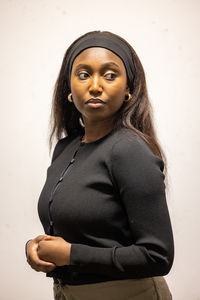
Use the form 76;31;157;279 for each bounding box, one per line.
71;79;87;97
70;86;84;105
70;86;85;113
107;78;127;95
107;85;126;103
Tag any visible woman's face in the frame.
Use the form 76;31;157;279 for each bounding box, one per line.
70;47;129;123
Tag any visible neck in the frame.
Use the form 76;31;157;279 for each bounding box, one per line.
81;117;115;143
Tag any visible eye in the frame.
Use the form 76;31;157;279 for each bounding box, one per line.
77;72;89;80
104;73;117;81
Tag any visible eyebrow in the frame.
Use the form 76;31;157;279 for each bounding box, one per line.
74;62;120;70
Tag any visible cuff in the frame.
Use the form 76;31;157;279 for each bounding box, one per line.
69;243;114;267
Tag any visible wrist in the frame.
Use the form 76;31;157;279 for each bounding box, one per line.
67;243;72;265
61;242;72;266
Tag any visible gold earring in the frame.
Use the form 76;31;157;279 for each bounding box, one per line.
124;93;132;102
68;93;73;103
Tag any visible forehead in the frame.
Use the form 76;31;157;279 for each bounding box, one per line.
72;47;125;69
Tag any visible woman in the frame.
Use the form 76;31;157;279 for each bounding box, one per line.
26;31;174;299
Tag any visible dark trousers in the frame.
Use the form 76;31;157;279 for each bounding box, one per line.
53;276;172;300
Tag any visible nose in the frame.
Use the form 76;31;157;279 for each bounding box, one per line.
89;74;103;96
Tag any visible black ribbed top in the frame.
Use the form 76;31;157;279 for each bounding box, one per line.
38;128;174;285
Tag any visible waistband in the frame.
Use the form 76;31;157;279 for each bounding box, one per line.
53;271;114;286
47;265;116;285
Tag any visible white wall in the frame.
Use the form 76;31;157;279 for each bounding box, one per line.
0;0;199;299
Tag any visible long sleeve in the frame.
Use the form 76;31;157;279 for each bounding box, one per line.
69;135;174;278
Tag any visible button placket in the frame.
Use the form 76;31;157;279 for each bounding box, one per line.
48;145;80;236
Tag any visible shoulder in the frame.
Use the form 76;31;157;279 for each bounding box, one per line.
112;128;155;157
51;135;78;163
109;129;165;192
111;128;164;172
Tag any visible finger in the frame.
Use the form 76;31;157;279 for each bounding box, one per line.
43;235;53;241
28;259;56;273
29;247;55;267
32;258;56;272
27;242;56;272
34;235;47;243
28;254;56;272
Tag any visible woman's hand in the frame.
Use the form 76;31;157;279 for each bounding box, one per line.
26;235;56;273
37;236;72;266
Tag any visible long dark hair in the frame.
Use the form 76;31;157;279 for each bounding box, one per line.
49;30;167;175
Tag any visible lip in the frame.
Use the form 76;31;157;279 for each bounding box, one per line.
85;98;106;108
86;98;106;104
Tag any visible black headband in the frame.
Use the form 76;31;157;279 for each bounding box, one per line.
65;32;135;93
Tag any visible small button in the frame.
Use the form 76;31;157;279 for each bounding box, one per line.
57;279;62;285
50;220;54;226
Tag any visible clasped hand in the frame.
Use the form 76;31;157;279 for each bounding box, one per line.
26;235;71;273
